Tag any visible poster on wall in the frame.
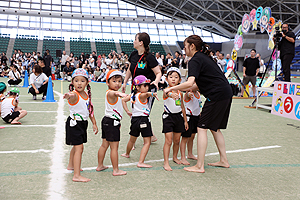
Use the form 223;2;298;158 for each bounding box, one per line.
272;81;300;121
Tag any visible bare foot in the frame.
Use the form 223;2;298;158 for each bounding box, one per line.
208;161;230;168
11;121;21;125
113;169;127;176
96;165;109;171
72;175;91;182
137;163;152;168
67;167;83;171
173;158;182;165
121;153;130;158
163;164;172;171
181;159;190;165
183;165;205;173
151;135;157;143
0;126;5;129
132;145;135;150
187;155;197;160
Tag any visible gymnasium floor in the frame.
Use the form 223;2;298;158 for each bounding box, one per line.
0;77;300;200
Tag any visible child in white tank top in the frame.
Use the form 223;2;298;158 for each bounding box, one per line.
63;68;98;182
162;67;188;171
181;85;202;165
121;75;158;168
1;87;27;124
97;69;128;176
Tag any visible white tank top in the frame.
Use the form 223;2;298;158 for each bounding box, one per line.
105;90;123;120
68;90;89;121
131;93;150;117
1;97;15;118
184;91;201;116
163;90;182;114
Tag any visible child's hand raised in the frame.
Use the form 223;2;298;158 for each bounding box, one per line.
116;92;128;98
63;93;70;99
63;92;75;100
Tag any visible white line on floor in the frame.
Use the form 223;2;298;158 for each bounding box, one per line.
47;91;66;200
78;145;281;172
0;149;51;154
1;124;56;128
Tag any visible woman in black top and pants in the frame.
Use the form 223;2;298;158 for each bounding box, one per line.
165;35;232;173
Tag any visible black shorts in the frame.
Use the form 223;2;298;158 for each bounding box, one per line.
129;116;153;138
162;112;185;133
66;116;88;145
198;98;232;132
182;115;199;137
2;111;20;123
101;116;121;142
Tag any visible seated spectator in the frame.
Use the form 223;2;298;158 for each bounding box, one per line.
88;70;94;81
97;65;112;82
20;66;27;78
8;65;22;86
54;65;60;79
60;61;74;81
93;66;101;81
74;56;79;68
2;66;9;77
29;64;49;100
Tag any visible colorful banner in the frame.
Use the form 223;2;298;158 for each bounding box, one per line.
272;81;300;121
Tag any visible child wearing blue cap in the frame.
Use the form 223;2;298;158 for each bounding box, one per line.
63;68;98;182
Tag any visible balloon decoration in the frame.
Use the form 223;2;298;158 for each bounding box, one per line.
227;6;282;72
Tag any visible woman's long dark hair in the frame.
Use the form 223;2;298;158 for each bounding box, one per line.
184;35;211;57
136;32;150;68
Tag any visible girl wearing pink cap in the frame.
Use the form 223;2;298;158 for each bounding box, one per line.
121;75;158;168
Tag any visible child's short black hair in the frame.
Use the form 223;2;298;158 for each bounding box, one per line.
108;75;123;83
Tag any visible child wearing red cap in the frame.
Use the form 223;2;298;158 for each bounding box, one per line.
121;75;158;168
96;69;128;176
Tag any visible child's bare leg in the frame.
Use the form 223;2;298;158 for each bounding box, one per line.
163;132;173;171
67;146;75;170
208;129;230;168
172;133;182;165
184;128;207;173
180;137;190;165
137;137;152;168
11;110;27;124
110;142;127;176
96;139;109;171
121;136;137;158
187;133;197;160
72;144;91;182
